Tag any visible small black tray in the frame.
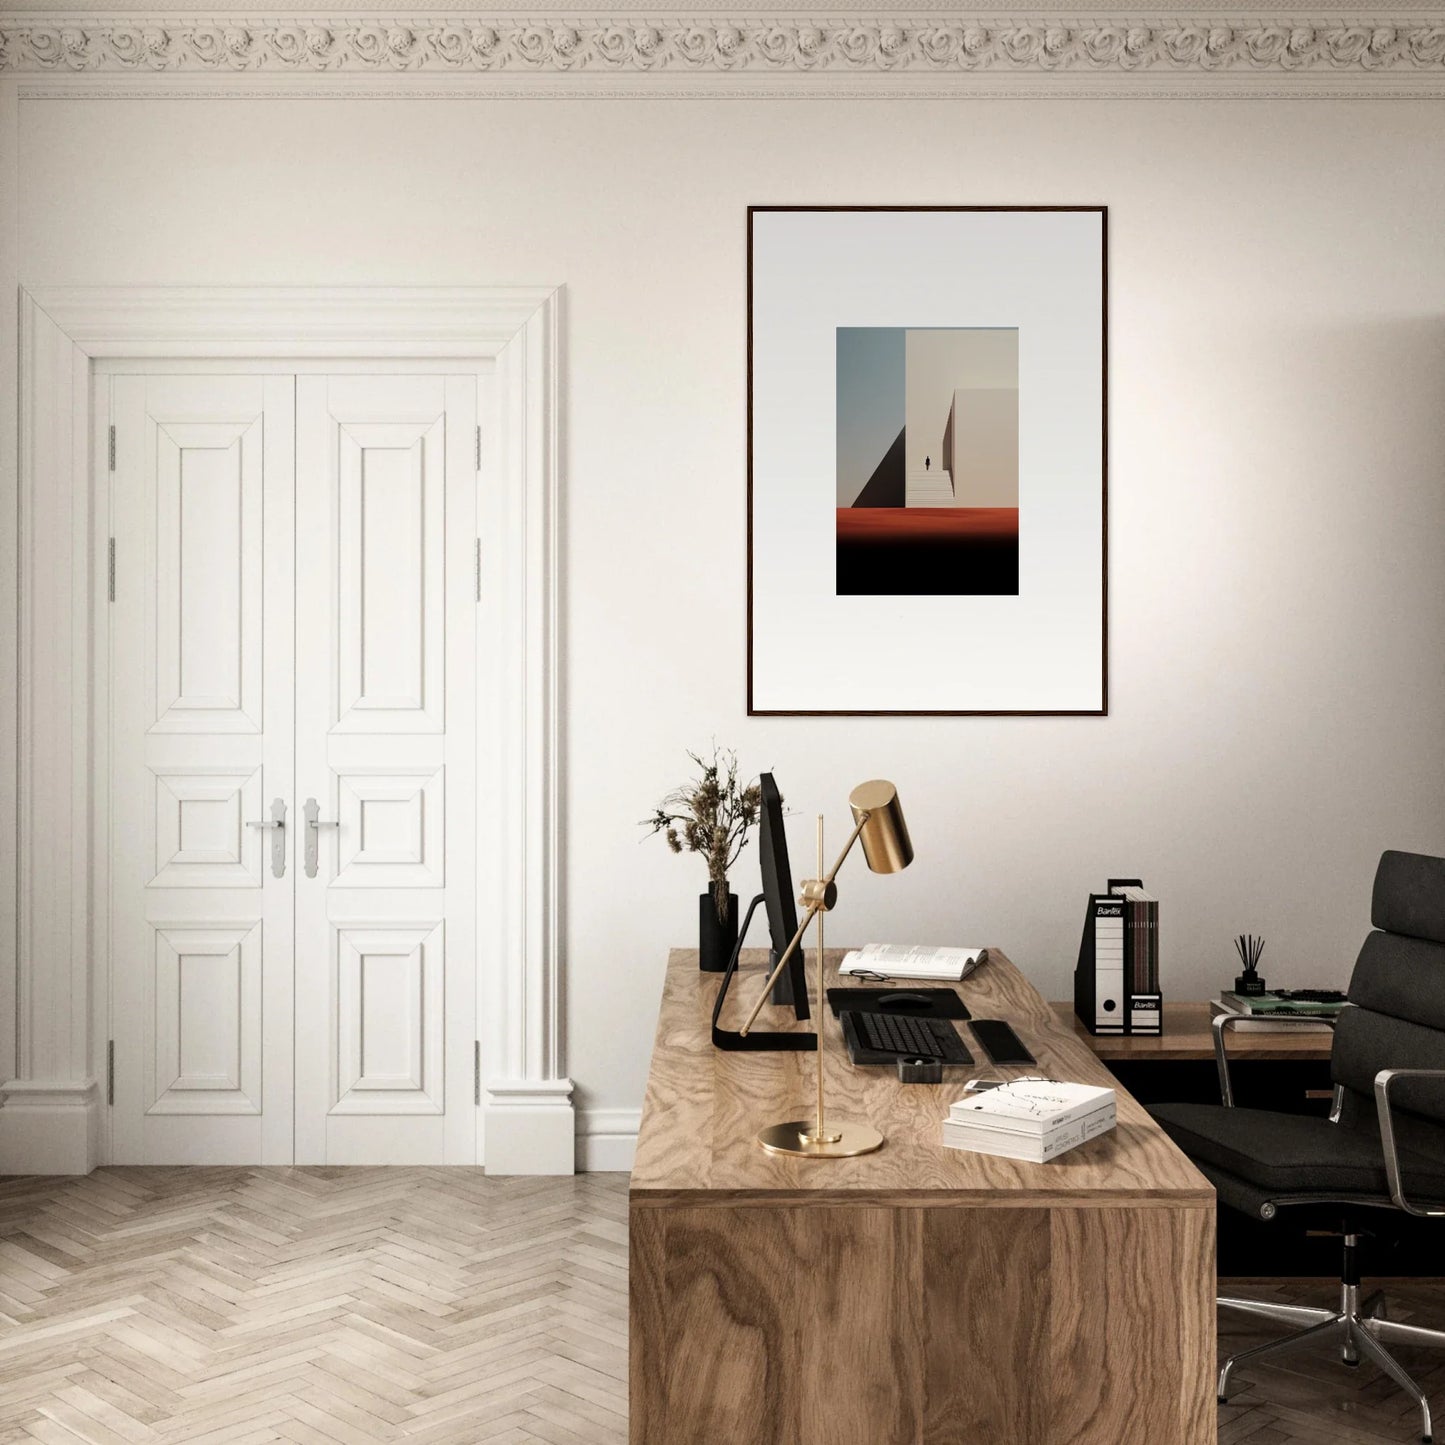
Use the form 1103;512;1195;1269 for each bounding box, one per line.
826;986;970;1021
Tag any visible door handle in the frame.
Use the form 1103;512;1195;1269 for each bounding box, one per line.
304;797;339;879
246;797;288;879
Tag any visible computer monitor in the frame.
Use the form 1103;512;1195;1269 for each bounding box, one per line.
758;773;810;1020
709;771;815;1051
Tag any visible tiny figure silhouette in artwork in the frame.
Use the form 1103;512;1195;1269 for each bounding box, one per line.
925;456;931;472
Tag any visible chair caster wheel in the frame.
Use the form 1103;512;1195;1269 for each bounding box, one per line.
1217;1397;1227;1405
1343;1358;1360;1368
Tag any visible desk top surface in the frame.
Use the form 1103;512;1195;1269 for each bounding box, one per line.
630;948;1213;1208
1053;1001;1335;1062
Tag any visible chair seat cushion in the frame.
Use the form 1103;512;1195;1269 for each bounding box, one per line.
1149;1102;1445;1200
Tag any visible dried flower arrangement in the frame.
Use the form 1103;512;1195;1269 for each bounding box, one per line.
643;746;763;923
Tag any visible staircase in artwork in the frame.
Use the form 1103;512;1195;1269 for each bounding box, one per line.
905;467;958;507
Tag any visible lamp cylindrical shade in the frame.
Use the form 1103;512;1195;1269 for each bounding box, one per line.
848;780;913;874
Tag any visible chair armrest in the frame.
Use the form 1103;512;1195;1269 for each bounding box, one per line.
1374;1068;1445;1218
1212;1010;1338;1108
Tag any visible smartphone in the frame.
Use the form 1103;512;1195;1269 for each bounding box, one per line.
970;1019;1036;1066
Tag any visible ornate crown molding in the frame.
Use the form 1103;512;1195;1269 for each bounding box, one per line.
2;13;1445;79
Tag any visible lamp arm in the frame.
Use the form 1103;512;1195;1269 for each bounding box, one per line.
817;811;872;891
738;812;871;1037
737;901;821;1039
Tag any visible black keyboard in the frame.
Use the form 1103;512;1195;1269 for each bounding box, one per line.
842;1010;974;1065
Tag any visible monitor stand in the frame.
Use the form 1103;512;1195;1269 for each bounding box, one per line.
711;895;817;1052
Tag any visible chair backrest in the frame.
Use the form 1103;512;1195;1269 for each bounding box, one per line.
1332;850;1445;1130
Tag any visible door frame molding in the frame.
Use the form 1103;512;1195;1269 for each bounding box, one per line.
2;286;572;1175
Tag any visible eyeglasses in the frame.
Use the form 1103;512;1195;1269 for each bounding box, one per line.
848;956;988;986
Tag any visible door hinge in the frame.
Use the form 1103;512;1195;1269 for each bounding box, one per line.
106;1041;115;1106
107;424;116;472
474;1041;481;1106
475;424;482;472
107;538;116;602
474;538;482;602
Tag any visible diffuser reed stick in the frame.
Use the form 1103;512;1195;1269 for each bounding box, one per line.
1233;934;1266;995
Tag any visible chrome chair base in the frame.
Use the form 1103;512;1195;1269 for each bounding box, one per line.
1219;1280;1445;1443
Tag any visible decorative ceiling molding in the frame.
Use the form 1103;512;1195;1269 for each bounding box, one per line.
3;13;1445;83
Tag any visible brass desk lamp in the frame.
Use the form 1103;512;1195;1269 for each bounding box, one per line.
738;779;913;1158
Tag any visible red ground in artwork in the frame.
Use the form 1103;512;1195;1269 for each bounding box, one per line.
835;508;1020;544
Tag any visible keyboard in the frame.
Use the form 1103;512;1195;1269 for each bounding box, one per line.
840;1010;974;1065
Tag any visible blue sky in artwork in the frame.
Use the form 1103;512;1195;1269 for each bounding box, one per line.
836;327;905;506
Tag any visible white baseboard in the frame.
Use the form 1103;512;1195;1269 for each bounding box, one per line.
483;1078;576;1175
0;1080;101;1175
576;1107;639;1173
0;1079;637;1177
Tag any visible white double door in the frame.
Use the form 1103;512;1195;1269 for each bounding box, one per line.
108;369;480;1165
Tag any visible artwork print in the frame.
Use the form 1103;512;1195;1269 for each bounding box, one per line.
748;206;1106;716
835;327;1019;596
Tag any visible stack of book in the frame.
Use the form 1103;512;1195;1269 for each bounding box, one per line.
941;1079;1116;1163
1210;990;1346;1033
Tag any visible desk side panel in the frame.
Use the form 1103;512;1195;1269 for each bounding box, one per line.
629;1198;1214;1445
629;1203;925;1445
922;1207;1052;1445
1050;1205;1216;1445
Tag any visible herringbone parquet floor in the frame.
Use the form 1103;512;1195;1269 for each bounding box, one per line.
2;1168;1443;1443
0;1169;628;1445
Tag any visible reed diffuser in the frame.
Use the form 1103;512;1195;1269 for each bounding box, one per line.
1234;934;1267;997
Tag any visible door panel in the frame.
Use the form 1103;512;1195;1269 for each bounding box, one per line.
294;375;477;1165
336;419;445;732
152;421;264;732
110;375;295;1164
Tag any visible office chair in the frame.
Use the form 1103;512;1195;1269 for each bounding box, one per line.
1151;849;1445;1444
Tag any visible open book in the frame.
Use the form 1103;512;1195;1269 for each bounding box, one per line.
838;943;987;982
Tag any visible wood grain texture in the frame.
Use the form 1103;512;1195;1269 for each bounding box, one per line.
629;949;1216;1445
0;1167;629;1444
1049;1206;1216;1445
627;1201;667;1436
921;1208;1050;1445
3;1169;1426;1444
630;1201;1214;1445
1055;1000;1334;1061
631;949;1213;1206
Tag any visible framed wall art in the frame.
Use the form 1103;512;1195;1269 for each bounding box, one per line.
747;205;1107;716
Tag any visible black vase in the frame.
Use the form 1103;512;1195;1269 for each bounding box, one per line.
699;888;740;972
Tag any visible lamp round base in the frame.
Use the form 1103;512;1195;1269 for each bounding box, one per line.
756;1119;884;1158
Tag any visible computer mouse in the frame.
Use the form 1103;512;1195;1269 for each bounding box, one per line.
878;992;932;1010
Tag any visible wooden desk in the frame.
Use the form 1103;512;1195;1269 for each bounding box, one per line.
630;949;1215;1445
1052;1000;1334;1062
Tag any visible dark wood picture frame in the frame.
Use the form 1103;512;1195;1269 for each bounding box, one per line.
746;204;1109;717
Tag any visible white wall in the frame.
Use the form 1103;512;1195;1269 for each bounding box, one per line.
14;95;1445;1156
